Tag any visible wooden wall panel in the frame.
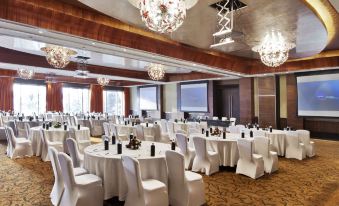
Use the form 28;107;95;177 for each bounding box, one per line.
0;77;14;111
258;77;276;128
239;78;254;124
286;74;304;129
124;88;130;117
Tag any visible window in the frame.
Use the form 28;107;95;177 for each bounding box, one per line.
63;87;89;113
13;83;46;115
103;90;124;115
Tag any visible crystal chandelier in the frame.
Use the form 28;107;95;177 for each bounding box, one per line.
139;0;187;33
147;63;165;80
252;30;295;67
17;68;34;79
97;77;110;86
41;45;77;68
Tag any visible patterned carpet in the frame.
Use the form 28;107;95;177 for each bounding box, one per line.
1;139;339;206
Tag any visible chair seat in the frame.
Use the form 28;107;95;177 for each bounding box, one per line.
253;154;263;160
208;151;218;156
48;141;63;146
74;167;88;176
75;174;102;186
78;139;91;144
16;138;30;144
185;171;202;182
142;179;166;191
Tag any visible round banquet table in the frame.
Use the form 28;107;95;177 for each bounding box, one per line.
83;141;171;200
29;126;90;156
265;130;287;156
189;133;243;167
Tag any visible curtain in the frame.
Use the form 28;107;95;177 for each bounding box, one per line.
0;77;14;111
46;82;63;112
90;84;103;113
124;87;130;117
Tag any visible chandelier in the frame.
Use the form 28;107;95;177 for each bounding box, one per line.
97;77;110;86
17;68;34;79
147;63;165;80
252;30;295;67
41;45;77;68
139;0;187;33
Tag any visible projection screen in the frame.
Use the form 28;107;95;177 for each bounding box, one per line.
180;82;208;112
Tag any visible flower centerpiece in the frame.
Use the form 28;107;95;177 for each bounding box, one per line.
211;127;222;137
53;122;62;128
126;136;142;150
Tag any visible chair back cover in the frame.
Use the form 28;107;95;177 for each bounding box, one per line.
229;125;239;134
167;122;175;138
48;147;64;205
221;117;227;121
296;130;311;145
15;120;27;137
236;124;246;132
121;156;144;198
160;119;168;133
237;138;253;161
253;129;266;137
103;122;111;136
285;131;300;149
165;150;185;188
193;137;207;160
66;138;82;168
58;152;76;190
176;133;189;154
153;124;161;142
189;128;200;135
212;116;218;120
24;123;30;139
135;125;145;140
6;126;16;148
253;136;270;157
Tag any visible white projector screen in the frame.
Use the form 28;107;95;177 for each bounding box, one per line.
297;73;339;117
140;86;157;110
180;82;208;112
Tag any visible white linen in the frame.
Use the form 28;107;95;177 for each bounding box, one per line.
265;130;287;156
29;126;90;156
83;141;170;200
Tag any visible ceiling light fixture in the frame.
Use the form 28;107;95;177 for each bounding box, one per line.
138;0;187;33
97;77;110;86
41;45;77;69
252;30;295;67
75;56;90;78
17;68;34;79
146;63;166;81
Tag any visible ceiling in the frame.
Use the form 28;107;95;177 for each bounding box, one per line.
78;0;329;59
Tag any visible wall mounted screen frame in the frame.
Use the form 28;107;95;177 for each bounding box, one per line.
179;81;209;113
139;86;158;111
297;73;339;117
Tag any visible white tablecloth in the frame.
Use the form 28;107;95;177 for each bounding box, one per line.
116;124;155;139
265;130;287;156
84;141;170;200
189;133;242;167
29;126;90;156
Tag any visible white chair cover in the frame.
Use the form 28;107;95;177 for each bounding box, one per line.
191;137;219;176
167;122;175;140
121;155;169;206
112;125;129;141
135;125;145;140
66;138;84;168
212;116;218;120
229;117;236;126
285;131;306;160
15;120;27;138
296;130;315;157
153;124;170;143
176;133;196;170
103;122;111;137
253;136;278;173
252;129;266;137
41;129;64;162
48;147;64;206
236;138;265;179
229;125;239;134
89;119;104;136
58;152;104;206
69;128;91;154
221;117;227;121
165;150;205;206
5;126;33;159
160;119;168;133
235;124;246;132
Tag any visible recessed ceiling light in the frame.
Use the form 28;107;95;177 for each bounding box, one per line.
91;42;96;45
193;63;197;66
38;30;44;34
123;49;127;52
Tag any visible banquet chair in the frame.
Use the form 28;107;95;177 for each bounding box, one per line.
24;123;31;139
41;129;64;162
221;117;227;121
48;147;88;206
58;153;104;206
176;133;196;170
165;150;206;206
15;120;27;138
135;125;146;140
252;129;266;137
89;119;104;136
229;117;236;126
285;131;306;160
167;122;175;140
112;125;129;141
212;116;219;120
236;138;265;179
235;124;246;133
296;130;315;157
153;124;170;143
5;126;33;159
68;116;78;127
228;125;239;134
121;155;169;206
160;119;168;133
253;136;278;173
66;138;84;168
103;122;111;137
192;137;219;176
69;128;91;154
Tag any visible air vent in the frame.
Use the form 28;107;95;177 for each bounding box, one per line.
210;0;247;12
